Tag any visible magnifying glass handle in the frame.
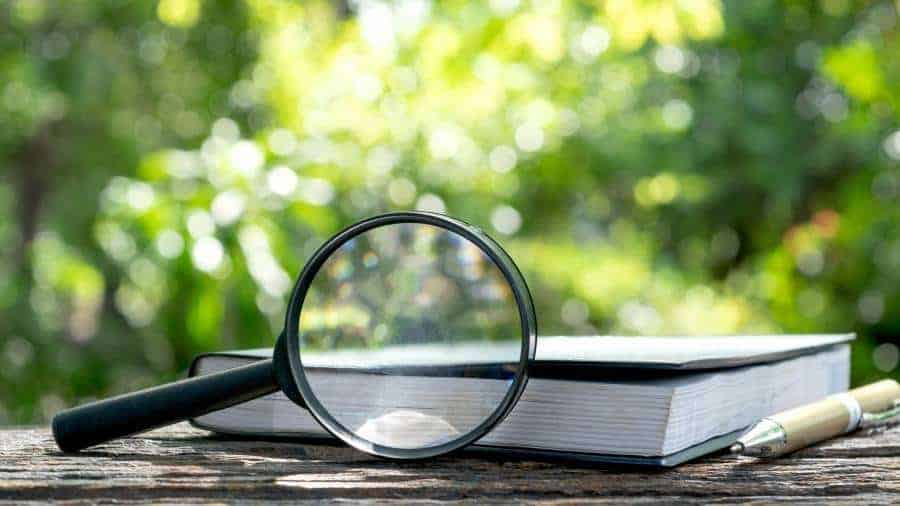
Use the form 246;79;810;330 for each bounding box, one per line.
52;359;279;453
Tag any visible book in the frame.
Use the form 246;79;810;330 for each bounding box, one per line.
189;334;853;466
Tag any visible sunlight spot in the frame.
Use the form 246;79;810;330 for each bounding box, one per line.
126;182;156;212
268;128;298;156
230;140;264;178
858;291;884;324
191;236;225;273
428;126;460;160
388;178;416;206
211;190;246;226
561;298;589;326
489;0;519;16
354;74;383;103
415;193;446;213
212;118;240;142
489;145;517;173
883;130;900;160
654;45;685;74
661;99;693;130
873;343;899;372
298;178;335;206
155;229;184;259
573;25;610;63
157;0;201;28
187;210;216;238
267;166;299;197
491;205;522;235
359;1;395;51
515;123;544;152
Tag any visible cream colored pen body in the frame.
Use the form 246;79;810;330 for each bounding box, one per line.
732;379;900;457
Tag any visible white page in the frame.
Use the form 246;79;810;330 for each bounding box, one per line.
273;333;855;370
194;344;850;456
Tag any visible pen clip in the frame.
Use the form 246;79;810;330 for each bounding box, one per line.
859;399;900;429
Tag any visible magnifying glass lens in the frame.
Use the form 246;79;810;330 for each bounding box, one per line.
294;222;525;454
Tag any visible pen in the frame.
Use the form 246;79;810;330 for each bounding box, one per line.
731;379;900;457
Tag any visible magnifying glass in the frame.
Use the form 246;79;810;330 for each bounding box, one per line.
53;212;537;459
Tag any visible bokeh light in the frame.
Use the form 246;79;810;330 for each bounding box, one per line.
1;0;898;424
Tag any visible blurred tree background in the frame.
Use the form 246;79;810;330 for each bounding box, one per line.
1;0;899;424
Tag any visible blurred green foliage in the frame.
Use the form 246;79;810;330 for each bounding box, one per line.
1;0;899;424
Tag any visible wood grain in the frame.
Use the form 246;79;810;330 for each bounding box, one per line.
1;423;898;503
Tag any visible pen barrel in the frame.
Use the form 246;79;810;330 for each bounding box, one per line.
849;379;900;413
771;398;854;453
770;379;900;454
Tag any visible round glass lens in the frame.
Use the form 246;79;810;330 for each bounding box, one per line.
295;222;524;452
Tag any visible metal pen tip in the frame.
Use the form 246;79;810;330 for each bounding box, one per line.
729;442;745;455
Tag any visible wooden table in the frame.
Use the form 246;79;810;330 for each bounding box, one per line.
1;423;898;503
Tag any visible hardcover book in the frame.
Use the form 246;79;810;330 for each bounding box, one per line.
189;334;853;466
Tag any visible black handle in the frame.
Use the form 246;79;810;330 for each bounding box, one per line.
52;359;279;453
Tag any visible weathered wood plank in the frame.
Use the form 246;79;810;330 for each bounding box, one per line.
1;423;898;503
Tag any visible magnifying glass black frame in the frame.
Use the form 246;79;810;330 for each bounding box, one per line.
52;211;537;460
285;211;537;459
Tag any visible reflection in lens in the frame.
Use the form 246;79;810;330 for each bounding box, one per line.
297;222;523;450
